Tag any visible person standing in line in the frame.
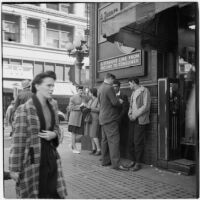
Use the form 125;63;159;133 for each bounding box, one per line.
84;88;101;156
68;85;86;154
98;73;128;171
9;71;67;198
113;80;129;155
13;79;33;111
127;77;151;171
5;100;15;136
10;79;33;137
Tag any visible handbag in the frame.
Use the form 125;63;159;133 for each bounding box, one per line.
85;112;92;123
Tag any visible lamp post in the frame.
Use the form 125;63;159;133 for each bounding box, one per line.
66;37;89;85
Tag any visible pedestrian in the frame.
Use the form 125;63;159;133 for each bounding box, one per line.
84;88;101;156
5;100;15;136
98;73;128;171
68;85;86;154
113;80;129;155
9;71;67;198
13;79;33;111
127;77;151;171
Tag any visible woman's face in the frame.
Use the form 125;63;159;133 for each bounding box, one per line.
35;77;55;99
89;91;93;97
77;89;83;96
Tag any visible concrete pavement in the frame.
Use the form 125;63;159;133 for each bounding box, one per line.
3;124;197;199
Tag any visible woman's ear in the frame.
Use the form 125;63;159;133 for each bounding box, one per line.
35;84;39;91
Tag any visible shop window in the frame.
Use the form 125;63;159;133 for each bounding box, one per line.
64;66;70;82
3;58;9;64
34;62;43;76
3;14;19;42
44;63;54;72
55;65;64;81
10;59;22;65
27;19;39;45
46;3;59;10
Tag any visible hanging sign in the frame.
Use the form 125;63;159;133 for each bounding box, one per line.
98;50;142;72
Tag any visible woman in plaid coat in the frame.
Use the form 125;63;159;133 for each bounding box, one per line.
9;71;67;198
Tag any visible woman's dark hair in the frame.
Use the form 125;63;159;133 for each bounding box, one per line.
89;88;97;97
128;77;139;85
31;71;56;93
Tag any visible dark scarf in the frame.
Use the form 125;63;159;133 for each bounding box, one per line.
32;95;59;198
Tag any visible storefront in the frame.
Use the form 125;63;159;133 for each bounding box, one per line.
90;2;198;176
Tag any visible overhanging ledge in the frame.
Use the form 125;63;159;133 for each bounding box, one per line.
101;2;180;39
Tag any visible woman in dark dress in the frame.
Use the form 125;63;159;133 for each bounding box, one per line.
68;86;86;153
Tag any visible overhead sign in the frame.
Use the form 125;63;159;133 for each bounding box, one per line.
3;64;33;79
98;50;142;72
98;3;121;43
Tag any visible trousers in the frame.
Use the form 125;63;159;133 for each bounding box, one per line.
128;120;146;163
101;121;120;168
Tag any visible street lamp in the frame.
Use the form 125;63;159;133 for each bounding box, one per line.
66;35;89;85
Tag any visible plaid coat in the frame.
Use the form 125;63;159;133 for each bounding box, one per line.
9;98;67;198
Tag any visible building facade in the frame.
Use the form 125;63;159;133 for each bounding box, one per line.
2;3;89;114
90;2;198;177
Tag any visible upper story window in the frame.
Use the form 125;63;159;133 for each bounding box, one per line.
46;3;59;10
60;3;74;14
27;19;39;45
46;22;73;49
3;14;20;42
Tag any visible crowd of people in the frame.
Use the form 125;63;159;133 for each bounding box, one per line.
67;72;151;172
5;71;151;198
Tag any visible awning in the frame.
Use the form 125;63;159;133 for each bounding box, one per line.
102;2;180;38
53;82;77;96
3;80;77;96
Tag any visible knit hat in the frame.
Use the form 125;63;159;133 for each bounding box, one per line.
21;79;31;89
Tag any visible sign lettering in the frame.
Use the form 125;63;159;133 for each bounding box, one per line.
98;51;142;72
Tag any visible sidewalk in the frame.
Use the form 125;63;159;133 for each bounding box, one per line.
3;124;197;199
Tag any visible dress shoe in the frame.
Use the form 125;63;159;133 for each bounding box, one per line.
131;164;141;171
124;161;135;168
101;162;111;166
94;150;101;156
89;150;96;155
112;165;129;171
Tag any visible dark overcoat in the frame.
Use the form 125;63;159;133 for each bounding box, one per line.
9;98;67;198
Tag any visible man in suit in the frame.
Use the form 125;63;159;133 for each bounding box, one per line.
98;73;128;171
113;80;129;156
127;77;151;171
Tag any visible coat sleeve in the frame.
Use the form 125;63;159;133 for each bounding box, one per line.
68;96;80;111
119;95;129;121
136;88;151;117
9;105;27;173
51;102;62;147
107;87;121;107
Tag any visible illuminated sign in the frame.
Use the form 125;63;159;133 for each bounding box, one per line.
98;50;142;72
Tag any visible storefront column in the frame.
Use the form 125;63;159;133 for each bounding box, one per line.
74;59;84;85
40;19;47;46
20;15;27;44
